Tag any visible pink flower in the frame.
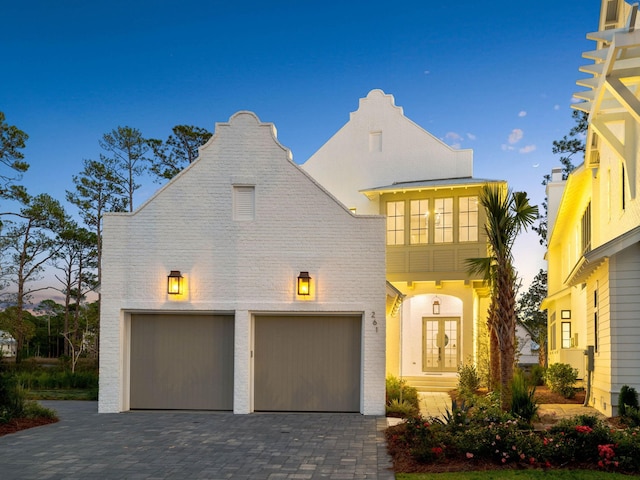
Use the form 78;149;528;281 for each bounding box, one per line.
520;453;525;460
502;458;506;464
466;452;474;459
529;457;536;465
495;435;501;440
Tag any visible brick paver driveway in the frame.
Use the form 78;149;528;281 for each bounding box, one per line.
0;401;395;479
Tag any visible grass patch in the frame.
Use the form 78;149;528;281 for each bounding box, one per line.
25;389;97;401
397;470;633;479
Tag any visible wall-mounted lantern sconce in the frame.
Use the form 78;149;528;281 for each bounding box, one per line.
167;270;183;295
432;297;441;315
297;271;311;296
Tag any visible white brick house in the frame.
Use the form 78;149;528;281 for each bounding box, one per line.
99;112;386;415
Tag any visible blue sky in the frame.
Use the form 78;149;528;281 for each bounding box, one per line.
2;1;600;288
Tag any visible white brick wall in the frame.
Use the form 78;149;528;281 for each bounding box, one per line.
99;112;386;415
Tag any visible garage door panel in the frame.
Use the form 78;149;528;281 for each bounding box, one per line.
255;315;361;412
130;314;234;410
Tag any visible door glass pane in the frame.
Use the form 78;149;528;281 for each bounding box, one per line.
443;320;458;369
423;320;439;369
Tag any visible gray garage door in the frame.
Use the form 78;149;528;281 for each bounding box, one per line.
130;314;234;410
254;315;361;412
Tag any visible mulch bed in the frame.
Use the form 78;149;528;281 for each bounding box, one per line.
450;386;586;405
0;417;58;437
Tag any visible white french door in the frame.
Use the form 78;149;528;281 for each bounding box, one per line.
422;317;460;372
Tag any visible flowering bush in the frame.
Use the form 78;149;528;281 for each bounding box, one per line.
386;401;640;473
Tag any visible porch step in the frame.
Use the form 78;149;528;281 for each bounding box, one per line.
402;375;458;393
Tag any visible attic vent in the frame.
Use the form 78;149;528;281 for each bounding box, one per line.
233;186;255;221
369;131;382;152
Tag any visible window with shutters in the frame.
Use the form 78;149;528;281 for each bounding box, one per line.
233;186;255;221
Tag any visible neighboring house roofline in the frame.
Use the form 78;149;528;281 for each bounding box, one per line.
540;286;573;311
565;226;640;286
547;162;588;246
565;225;640;286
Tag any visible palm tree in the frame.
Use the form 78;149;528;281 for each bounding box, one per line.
467;184;538;407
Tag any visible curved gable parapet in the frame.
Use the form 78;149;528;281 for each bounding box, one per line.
349;89;404;121
199;110;292;161
302;90;474;214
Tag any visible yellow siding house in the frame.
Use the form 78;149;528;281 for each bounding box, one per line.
544;0;640;416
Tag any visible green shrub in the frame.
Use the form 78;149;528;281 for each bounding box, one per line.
15;370;98;390
510;370;538;423
22;401;57;420
545;363;578;398
386;398;419;418
0;372;25;423
457;363;480;396
386;376;419;417
528;364;546;387
619;385;639;417
622;407;640;428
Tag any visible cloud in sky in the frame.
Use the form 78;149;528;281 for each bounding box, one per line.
519;144;537;154
445;132;463;141
466;133;477;140
518;111;527;117
554;104;560;110
508;128;524;144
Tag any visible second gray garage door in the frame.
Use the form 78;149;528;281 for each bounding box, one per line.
130;314;234;410
254;315;361;412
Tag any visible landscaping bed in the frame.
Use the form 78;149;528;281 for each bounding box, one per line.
386;392;637;475
0;417;58;437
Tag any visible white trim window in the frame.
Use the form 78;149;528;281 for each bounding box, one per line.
434;198;453;243
386;201;405;245
459;196;478;242
410;199;429;244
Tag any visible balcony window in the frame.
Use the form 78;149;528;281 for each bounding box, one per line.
459;196;478;242
434;198;453;243
410;199;429;244
386;201;405;245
